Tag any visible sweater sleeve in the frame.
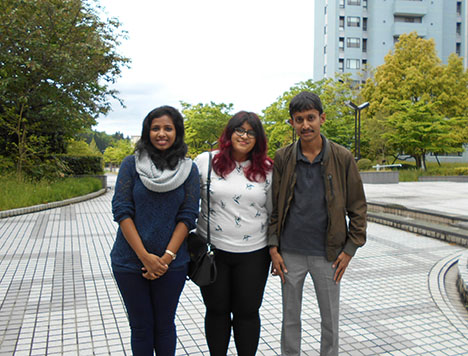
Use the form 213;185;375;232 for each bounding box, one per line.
175;162;200;231
112;155;136;223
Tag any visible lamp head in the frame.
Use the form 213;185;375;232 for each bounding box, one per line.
345;101;358;110
358;102;370;110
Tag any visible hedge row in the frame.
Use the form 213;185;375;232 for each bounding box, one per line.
58;155;103;175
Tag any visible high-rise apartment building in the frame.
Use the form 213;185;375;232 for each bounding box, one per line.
314;0;467;82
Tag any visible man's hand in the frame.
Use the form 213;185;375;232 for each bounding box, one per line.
332;252;352;283
269;246;288;284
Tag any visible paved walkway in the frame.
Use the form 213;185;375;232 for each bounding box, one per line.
0;179;467;355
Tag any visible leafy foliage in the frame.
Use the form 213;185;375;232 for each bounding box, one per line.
0;0;129;177
103;139;134;166
58;155;104;175
263;74;355;157
78;129;128;153
181;102;233;157
362;32;468;169
66;139;101;156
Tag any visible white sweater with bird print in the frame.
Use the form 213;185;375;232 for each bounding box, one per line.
194;151;272;253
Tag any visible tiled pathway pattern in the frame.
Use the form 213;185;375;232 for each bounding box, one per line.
1;187;468;355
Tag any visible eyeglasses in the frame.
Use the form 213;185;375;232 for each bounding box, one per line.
234;127;257;139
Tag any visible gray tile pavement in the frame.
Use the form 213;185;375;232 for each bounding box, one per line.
1;179;468;355
363;181;468;217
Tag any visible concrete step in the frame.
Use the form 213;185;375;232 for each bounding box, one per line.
367;202;468;247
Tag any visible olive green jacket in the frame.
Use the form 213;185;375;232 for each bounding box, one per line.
267;137;367;261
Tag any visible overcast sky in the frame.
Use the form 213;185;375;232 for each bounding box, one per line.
94;0;316;137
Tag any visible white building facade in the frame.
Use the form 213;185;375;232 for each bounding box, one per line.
314;0;467;83
314;0;468;163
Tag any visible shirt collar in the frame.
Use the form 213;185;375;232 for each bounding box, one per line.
296;138;324;164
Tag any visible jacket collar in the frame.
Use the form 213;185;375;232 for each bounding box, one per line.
293;134;330;163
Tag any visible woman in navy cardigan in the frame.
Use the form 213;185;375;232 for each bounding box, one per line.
111;106;200;355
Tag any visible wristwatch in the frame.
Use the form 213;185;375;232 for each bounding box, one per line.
165;249;177;260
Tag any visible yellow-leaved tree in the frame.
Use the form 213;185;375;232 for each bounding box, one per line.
362;32;468;170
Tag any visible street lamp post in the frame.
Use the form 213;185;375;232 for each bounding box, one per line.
345;101;369;160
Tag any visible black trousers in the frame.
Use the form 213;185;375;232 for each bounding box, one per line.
201;247;270;356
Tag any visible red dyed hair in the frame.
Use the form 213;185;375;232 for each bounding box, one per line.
212;111;273;182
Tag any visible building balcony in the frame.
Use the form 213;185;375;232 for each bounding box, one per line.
393;22;427;37
393;0;428;16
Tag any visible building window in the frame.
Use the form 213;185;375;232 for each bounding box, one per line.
456;43;461;56
457;2;462;16
456;22;462;35
339;0;345;8
347;16;361;27
394;16;422;23
324;5;327;14
338;59;344;72
347;37;361;48
324;45;327;54
362;38;367;52
363;17;368;31
346;59;360;69
362;59;367;67
339;17;345;31
324;65;327;74
339;37;345;50
348;0;360;5
324;25;327;34
363;0;368;8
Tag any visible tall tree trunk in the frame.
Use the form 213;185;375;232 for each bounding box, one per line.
414;155;422;169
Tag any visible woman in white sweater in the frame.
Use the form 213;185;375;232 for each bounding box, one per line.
194;111;273;356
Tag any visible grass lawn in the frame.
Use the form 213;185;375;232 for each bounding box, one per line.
0;176;103;211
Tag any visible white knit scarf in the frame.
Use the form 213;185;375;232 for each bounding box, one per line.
135;150;192;192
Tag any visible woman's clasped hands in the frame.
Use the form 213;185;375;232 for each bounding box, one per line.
140;252;169;280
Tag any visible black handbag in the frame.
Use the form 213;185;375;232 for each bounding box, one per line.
187;151;217;286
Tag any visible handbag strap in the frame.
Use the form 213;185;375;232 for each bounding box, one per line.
206;151;213;251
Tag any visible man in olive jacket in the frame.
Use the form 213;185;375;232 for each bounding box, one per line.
268;91;367;356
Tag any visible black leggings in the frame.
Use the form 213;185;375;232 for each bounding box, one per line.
201;247;270;356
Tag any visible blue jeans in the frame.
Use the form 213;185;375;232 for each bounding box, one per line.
113;266;187;356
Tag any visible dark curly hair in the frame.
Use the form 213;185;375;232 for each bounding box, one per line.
135;106;187;170
213;111;272;182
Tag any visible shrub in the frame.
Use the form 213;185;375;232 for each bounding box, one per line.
57;155;104;175
454;167;468;175
0;155;14;174
357;158;373;171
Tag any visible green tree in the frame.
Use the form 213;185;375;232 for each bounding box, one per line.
384;101;458;169
66;139;97;156
0;0;129;178
263;74;355;158
181;102;233;157
103;139;134;169
362;32;468;169
88;138;101;155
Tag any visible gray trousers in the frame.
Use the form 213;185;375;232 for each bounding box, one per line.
281;252;340;356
